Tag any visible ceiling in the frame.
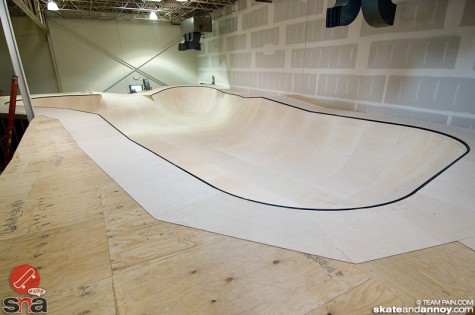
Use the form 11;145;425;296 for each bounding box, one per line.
7;0;239;24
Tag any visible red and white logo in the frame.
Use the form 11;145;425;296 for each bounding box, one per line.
2;264;48;313
9;265;41;295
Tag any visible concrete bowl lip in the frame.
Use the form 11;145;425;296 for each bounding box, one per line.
25;85;471;211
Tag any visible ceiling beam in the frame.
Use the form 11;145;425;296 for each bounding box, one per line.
11;0;48;32
8;0;240;23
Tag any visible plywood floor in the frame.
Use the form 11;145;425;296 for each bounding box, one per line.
1;115;474;314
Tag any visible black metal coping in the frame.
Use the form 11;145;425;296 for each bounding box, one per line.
21;86;471;211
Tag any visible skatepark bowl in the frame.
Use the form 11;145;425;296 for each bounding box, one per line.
28;86;469;211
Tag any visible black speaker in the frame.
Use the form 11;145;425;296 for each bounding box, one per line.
178;32;202;51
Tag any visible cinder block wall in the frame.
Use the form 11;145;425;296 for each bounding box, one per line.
198;0;475;128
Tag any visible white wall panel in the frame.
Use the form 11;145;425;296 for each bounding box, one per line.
201;0;475;128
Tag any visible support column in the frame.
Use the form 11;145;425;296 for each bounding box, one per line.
0;0;35;122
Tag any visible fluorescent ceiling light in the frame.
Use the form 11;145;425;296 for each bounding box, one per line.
47;1;59;10
176;0;187;2
149;11;158;20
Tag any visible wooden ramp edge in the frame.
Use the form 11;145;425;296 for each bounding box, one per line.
0;115;474;314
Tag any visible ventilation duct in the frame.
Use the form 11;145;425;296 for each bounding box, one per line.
326;0;397;28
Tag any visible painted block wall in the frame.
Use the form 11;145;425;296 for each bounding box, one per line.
0;17;59;95
47;18;198;93
198;0;475;128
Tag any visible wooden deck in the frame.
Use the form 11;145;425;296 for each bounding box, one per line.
1;115;474;314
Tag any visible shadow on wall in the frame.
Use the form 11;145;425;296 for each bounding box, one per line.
46;18;199;94
0;17;59;94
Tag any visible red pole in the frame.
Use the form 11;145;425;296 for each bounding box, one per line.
4;75;18;167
